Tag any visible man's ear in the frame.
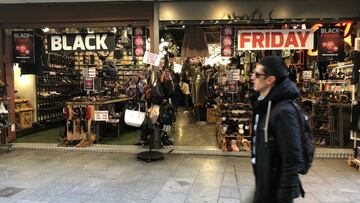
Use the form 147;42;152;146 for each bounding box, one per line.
266;76;277;85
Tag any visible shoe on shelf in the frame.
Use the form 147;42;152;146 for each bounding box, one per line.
320;138;327;146
231;140;239;152
242;139;251;151
0;80;6;87
0;102;8;114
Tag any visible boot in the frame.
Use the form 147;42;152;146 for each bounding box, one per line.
0;80;5;87
0;102;8;114
242;139;251;151
231;140;239;152
320;138;326;146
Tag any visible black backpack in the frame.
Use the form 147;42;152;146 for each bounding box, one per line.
288;101;315;175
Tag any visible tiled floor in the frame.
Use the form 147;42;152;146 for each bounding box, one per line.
173;108;217;146
0;150;359;203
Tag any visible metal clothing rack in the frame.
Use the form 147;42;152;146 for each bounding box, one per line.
137;124;164;162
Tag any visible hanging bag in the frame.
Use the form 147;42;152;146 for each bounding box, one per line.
124;103;146;127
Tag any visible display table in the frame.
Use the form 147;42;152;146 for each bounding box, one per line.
65;97;131;144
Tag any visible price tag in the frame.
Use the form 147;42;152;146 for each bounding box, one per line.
88;67;96;78
84;78;94;91
49;71;56;76
106;119;120;123
94;111;109;121
11;124;15;132
143;51;161;66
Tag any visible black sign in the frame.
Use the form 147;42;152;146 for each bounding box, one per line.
48;33;115;51
221;27;235;57
12;31;35;64
317;26;344;62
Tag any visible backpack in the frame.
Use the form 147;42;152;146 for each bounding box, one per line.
158;104;175;125
287;101;315;175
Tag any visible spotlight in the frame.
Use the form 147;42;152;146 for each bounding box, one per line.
42;27;50;33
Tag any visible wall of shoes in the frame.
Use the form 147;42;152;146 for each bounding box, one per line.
36;50;81;124
215;70;253;152
300;60;356;148
311;102;336;147
0;75;10;144
217;102;252;152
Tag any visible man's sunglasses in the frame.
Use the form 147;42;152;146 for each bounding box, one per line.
251;71;267;78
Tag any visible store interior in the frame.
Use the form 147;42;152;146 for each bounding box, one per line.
5;20;360;152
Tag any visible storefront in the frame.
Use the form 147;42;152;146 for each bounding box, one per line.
0;1;359;157
157;0;360;151
0;2;155;145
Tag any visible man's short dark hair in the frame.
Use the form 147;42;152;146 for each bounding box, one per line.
258;56;288;82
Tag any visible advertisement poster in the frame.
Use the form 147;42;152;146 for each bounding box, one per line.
12;31;35;64
221;27;235;57
317;26;344;62
84;78;94;91
228;81;238;93
133;27;146;57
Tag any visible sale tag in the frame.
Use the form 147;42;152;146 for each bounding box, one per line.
143;51;161;66
94;111;109;121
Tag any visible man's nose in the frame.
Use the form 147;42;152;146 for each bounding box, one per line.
250;73;255;80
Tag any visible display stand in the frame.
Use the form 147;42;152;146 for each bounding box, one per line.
137;125;164;162
65;97;130;143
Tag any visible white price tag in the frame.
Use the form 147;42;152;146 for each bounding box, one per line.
11;124;15;132
88;67;96;78
143;51;161;66
94;111;109;121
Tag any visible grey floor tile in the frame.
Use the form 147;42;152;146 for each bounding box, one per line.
217;197;241;203
151;191;187;203
222;172;238;187
312;192;353;203
219;186;240;199
126;181;165;200
194;172;223;187
294;192;320;203
159;178;194;194
185;185;220;203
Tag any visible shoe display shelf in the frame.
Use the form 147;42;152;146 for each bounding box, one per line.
116;56;145;91
36;52;81;125
311;103;336;147
0;82;10;144
15;96;34;130
216;102;252;152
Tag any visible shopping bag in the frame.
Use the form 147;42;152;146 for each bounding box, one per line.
124;106;145;127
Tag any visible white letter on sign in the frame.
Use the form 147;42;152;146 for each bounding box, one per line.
51;36;62;51
73;35;85;50
96;34;108;50
62;35;72;51
85;35;96;50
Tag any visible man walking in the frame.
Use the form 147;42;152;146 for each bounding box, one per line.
250;56;304;203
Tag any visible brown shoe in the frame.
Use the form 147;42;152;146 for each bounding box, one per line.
231;140;239;152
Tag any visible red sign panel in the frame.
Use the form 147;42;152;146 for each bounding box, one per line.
238;29;314;50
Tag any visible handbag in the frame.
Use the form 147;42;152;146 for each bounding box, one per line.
124;104;145;127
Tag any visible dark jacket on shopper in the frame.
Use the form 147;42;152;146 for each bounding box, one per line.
251;77;304;203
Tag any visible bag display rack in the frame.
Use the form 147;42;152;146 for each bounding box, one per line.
65;97;130;145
